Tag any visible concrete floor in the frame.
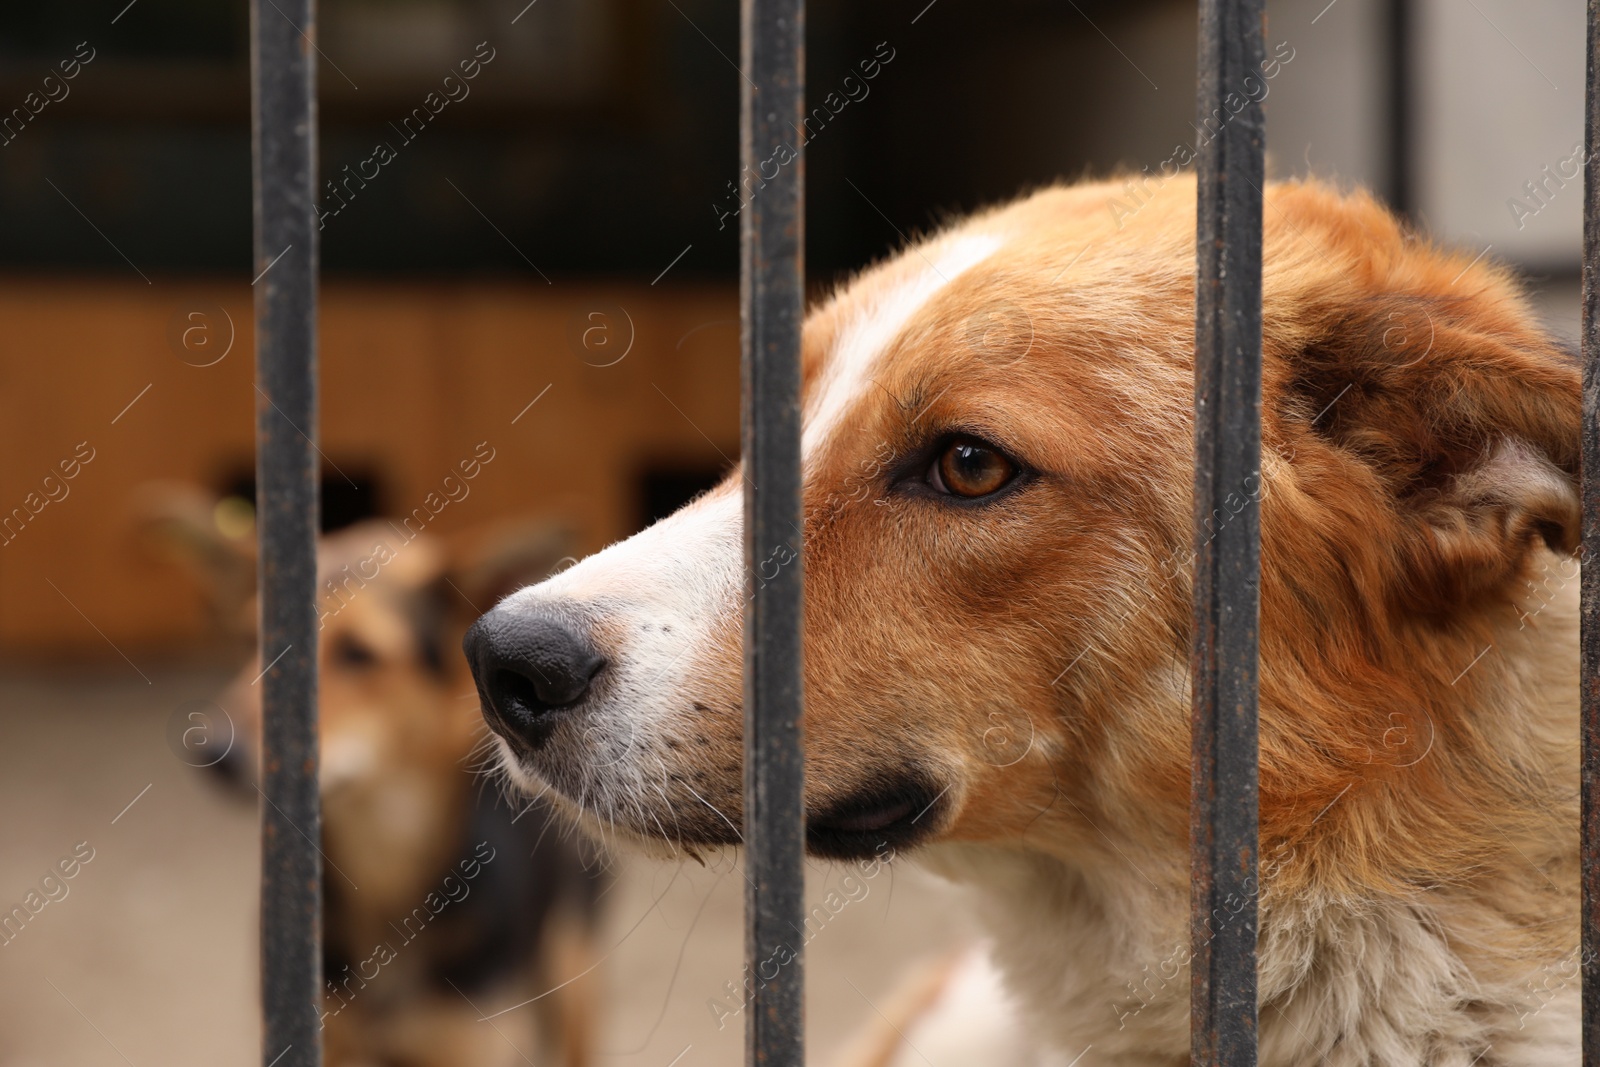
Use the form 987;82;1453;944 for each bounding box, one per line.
0;668;972;1067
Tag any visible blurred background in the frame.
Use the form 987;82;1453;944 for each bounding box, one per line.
0;0;1586;1064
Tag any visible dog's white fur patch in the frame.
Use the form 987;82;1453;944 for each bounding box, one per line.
882;945;1063;1067
803;232;1003;455
916;837;1580;1067
499;487;741;739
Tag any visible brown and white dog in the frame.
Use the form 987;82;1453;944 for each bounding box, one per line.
463;177;1582;1066
146;496;609;1067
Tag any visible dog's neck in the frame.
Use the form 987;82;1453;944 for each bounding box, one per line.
921;557;1581;1066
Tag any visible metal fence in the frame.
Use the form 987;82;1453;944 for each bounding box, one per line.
246;1;1600;1065
738;1;808;1064
251;1;321;1065
1582;4;1600;1063
1189;2;1263;1060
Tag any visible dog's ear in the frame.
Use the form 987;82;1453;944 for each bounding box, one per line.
1280;292;1579;614
133;481;258;636
442;518;579;615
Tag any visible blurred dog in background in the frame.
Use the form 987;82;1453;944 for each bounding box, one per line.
142;485;609;1067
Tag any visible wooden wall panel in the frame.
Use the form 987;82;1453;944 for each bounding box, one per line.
0;279;739;661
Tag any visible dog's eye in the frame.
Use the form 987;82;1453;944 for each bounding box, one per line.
929;436;1018;498
331;635;379;669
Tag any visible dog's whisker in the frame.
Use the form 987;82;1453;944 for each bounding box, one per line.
652;755;689;854
478;863;687;1023
682;782;742;843
599;860;729;1056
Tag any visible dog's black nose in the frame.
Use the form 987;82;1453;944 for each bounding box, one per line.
463;605;605;747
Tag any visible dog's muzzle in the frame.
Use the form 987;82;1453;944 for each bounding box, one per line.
462;603;606;751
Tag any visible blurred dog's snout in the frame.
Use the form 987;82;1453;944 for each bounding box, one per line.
463;604;605;747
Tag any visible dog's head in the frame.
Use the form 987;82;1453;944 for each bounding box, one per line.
466;178;1579;879
143;494;574;907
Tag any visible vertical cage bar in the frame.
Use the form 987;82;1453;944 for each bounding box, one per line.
1581;2;1600;1060
250;1;322;1065
1191;0;1264;1064
1382;0;1414;221
740;0;806;1064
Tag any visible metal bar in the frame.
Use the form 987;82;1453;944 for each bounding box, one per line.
1191;0;1264;1064
740;0;806;1063
1580;2;1600;1060
1383;0;1414;220
250;1;321;1065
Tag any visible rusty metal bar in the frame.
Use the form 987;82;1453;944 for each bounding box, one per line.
250;1;322;1064
740;0;806;1063
1191;0;1264;1063
1581;2;1600;1060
